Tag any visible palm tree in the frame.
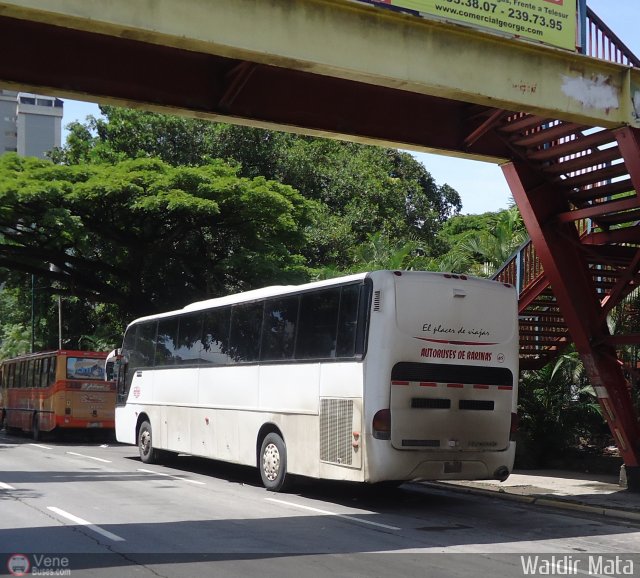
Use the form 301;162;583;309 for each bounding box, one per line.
517;348;604;467
460;207;527;276
440;207;527;277
349;232;426;272
607;287;640;411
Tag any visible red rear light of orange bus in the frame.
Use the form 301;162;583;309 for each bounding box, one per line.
372;409;391;440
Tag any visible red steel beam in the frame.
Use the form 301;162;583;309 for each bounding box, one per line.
583;226;640;245
503;160;640;488
615;127;640;192
556;196;639;224
518;273;550;312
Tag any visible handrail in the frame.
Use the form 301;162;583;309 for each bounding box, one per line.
585;7;640;67
492;10;638;297
493;219;591;297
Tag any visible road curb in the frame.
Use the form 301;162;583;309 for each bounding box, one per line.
423;482;640;523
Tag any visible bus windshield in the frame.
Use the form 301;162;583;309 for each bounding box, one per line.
66;357;106;380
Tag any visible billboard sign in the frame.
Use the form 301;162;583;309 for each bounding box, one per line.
359;0;577;51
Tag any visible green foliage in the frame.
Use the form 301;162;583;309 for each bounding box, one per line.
516;349;605;468
437;207;527;276
34;104;633;464
0;153;311;324
607;288;640;415
0;324;31;359
11;106;470;354
51;107;462;270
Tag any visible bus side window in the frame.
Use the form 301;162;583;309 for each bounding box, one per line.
296;288;341;359
40;358;48;388
134;321;158;370
48;357;57;388
33;358;41;388
229;302;263;363
261;296;299;361
15;361;23;388
201;308;232;365
336;284;360;358
119;324;139;397
156;317;179;367
175;313;204;365
26;360;34;388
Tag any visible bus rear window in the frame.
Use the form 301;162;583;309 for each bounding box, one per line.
66;357;105;380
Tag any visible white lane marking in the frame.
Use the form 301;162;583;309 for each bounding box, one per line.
66;451;112;463
29;443;53;450
265;498;401;531
47;507;125;542
137;468;206;485
0;482;16;490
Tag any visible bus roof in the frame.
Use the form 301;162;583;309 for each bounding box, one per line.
0;350;110;364
126;270;514;328
128;272;371;326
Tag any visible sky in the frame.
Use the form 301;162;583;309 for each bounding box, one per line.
60;0;637;215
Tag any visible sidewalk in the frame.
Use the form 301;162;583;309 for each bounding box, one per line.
426;470;640;523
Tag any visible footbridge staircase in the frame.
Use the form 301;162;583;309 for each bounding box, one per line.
493;8;640;486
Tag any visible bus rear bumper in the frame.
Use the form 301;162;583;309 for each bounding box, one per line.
56;416;115;429
406;442;516;482
367;441;516;483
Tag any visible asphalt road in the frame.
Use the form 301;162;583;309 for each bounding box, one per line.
1;431;639;578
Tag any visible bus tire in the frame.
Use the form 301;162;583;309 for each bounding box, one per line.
259;432;289;492
138;420;158;464
32;413;41;442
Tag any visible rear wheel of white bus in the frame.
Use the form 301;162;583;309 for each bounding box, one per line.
259;432;289;492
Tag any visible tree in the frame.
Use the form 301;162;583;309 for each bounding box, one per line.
50;109;224;167
437;207;527;276
516;349;605;468
51;107;463;269
0;154;312;322
278;143;461;266
607;288;640;414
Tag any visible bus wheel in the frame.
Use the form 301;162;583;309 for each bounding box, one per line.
138;421;158;464
260;432;289;492
32;413;41;442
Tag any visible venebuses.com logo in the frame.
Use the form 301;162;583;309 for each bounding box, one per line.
7;553;71;576
7;555;30;577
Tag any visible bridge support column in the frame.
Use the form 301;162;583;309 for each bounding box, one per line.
503;160;640;491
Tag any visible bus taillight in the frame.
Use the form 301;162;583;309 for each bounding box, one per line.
372;409;391;440
510;412;519;441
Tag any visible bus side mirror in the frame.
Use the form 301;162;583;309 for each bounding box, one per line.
105;348;121;381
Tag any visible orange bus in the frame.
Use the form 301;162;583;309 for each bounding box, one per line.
0;350;116;440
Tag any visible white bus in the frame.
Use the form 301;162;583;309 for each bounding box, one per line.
114;270;519;491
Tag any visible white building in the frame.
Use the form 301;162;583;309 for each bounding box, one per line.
0;90;63;158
